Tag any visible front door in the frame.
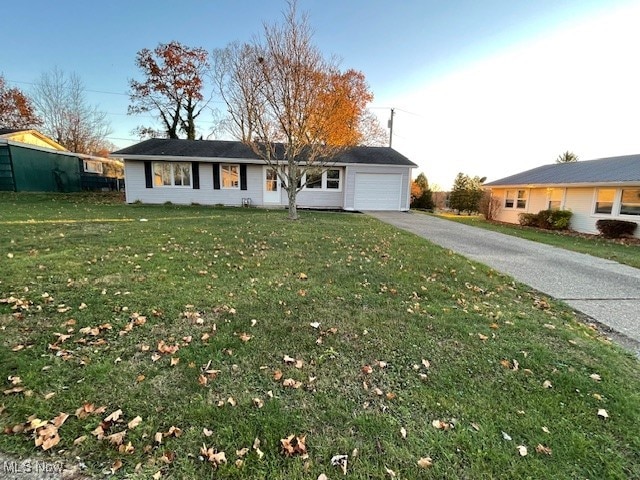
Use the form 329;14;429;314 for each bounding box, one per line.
263;167;280;204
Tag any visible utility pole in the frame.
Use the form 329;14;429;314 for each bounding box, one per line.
387;108;395;148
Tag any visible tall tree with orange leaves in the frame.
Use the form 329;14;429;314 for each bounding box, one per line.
0;75;41;129
129;41;210;140
213;1;382;219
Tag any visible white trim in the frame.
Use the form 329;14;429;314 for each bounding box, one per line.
116;154;413;169
220;163;240;189
152;161;193;188
301;168;343;192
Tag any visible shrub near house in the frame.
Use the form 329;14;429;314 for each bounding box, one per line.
519;209;573;230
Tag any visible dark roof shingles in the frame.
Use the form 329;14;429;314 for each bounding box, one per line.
112;138;416;167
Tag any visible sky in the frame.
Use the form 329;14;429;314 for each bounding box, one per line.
3;0;640;189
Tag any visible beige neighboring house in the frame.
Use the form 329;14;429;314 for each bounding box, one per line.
484;154;640;238
0;128;68;151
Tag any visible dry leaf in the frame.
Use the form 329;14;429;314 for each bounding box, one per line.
421;359;431;369
330;454;348;475
597;408;609;419
107;430;127;446
128;416;143;429
281;434;307;456
273;369;283;381
170;357;180;366
74;435;87;445
361;365;373;374
253;398;264;408
239;332;252;342
105;409;123;422
590;373;602;382
111;459;123;474
385;467;397;477
535;444;552;455
417;456;433;468
542;380;553;389
400;427;407;439
283;355;295;364
517;445;528;456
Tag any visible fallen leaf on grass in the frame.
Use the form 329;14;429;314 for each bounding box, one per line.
128;416;142;429
361;365;373;374
400;427;407;439
200;444;227;468
517;445;528;456
542;380;553;389
283;355;295;364
238;332;252;342
281;434;307;457
106;430;127;446
597;409;609;419
253;398;264;408
590;373;602;382
282;378;303;389
111;459;123;474
105;409;123;422
331;454;348;475
203;428;213;437
273;369;283;381
74;435;87;445
385;467;397;477
417;457;433;468
536;444;552;455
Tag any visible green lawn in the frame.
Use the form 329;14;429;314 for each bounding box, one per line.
434;213;640;269
1;193;639;479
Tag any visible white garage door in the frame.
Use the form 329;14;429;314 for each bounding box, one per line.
354;173;402;210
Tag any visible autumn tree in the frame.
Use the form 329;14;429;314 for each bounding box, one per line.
0;75;41;129
410;172;434;210
449;172;485;214
129;41;210;140
31;68;112;154
213;0;379;219
556;151;578;163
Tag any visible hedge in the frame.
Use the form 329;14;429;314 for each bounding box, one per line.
596;219;638;238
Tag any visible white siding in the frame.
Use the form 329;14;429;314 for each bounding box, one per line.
126;160;413;212
564;188;598;233
125;161;262;206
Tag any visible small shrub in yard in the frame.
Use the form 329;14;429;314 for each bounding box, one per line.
519;209;572;230
518;213;538;227
596;219;638;238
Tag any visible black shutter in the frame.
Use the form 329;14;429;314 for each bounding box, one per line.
240;164;247;190
212;163;220;190
144;161;153;188
192;162;200;189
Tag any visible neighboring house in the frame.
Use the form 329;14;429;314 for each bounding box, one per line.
0;128;123;192
484;154;640;238
111;138;416;211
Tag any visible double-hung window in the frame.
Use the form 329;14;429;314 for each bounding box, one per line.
153;162;191;187
594;188;615;214
620;188;640;216
302;168;341;190
221;164;240;189
505;189;526;209
548;188;563;210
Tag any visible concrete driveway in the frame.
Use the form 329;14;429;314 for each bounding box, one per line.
367;212;640;356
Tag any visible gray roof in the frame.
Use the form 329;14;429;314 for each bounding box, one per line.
112;138;417;167
484;154;640;186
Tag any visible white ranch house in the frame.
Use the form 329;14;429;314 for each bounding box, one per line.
112;139;416;211
484;154;640;238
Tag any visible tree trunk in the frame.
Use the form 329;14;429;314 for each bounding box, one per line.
287;187;298;220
